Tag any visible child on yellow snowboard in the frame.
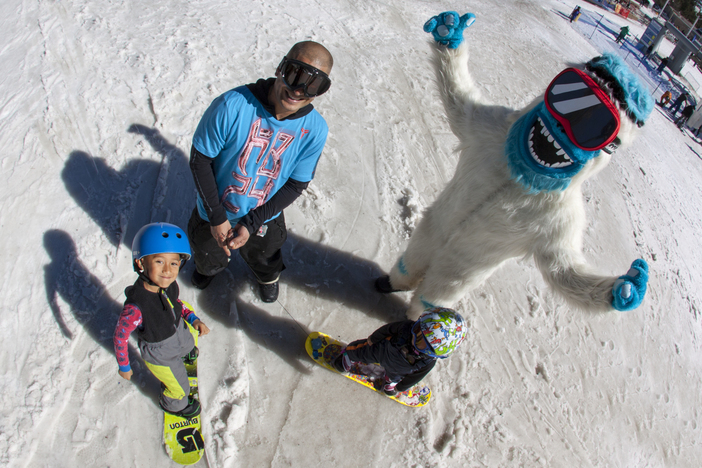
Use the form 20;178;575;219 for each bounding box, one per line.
333;307;466;395
113;223;210;418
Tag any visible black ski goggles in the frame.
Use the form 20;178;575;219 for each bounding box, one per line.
544;68;620;151
277;57;331;98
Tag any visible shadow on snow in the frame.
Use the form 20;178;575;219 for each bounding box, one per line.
43;229;162;404
50;125;406;382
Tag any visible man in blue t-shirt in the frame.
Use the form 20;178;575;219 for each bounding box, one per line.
188;41;333;302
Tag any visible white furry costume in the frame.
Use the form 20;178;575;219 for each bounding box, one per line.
385;12;651;319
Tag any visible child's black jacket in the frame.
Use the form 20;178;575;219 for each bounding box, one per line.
124;279;182;344
346;319;436;391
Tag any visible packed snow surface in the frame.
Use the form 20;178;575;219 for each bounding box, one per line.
2;0;701;466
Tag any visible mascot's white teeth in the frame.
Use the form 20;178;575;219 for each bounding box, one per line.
528;117;573;169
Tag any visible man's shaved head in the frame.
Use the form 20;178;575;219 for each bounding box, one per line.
287;41;333;74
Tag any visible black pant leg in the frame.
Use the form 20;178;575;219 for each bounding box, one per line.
238;213;288;283
187;208;230;277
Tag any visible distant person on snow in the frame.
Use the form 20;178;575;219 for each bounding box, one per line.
615;25;629;43
570;6;582;22
113;223;210;419
657;57;669;73
658;90;672;106
187;41;333;303
675;104;695;129
669;91;689;116
333;308;466;395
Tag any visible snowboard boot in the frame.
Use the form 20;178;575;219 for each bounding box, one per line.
183;346;199;365
162;397;201;419
375;275;401;293
333;353;347;373
259;281;279;303
192;270;214;290
372;378;398;396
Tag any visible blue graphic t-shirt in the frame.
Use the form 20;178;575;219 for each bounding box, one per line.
192;85;328;224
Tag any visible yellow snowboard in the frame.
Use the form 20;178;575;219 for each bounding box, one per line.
163;360;204;464
305;332;431;407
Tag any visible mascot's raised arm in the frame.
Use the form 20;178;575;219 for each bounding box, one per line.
376;11;652;319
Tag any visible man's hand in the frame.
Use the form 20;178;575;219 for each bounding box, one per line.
211;220;251;255
228;224;250;250
210;220;236;256
119;369;133;380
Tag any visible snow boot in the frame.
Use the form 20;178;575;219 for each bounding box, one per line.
259;281;279;303
183;346;199;365
162;397;201;419
333;353;347;373
375;275;401;293
372;377;398;396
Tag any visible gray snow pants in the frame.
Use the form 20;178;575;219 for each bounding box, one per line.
139;319;196;412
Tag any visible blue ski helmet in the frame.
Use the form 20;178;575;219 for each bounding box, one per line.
413;307;467;358
131;223;191;269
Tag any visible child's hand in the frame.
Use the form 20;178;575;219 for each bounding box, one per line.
192;319;210;336
119;369;133;380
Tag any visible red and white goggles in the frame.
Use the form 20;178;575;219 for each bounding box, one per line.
544;68;620;152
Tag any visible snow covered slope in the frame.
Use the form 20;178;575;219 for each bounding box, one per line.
1;0;701;466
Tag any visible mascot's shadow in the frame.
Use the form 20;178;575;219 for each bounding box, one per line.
58;125;406;376
43;229;162;404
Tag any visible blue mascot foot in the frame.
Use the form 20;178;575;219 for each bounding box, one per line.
612;259;649;311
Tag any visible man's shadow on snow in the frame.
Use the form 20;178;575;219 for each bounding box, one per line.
43;229;162;403
61;124;195;248
59;125;407;376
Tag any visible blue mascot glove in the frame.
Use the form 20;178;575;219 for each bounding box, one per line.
423;12;476;49
612;259;649;311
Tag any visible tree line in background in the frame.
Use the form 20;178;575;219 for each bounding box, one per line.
654;0;702;24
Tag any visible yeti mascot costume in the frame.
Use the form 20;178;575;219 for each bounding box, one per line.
376;12;652;319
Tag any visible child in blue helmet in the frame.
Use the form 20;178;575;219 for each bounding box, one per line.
333;308;466;395
113;223;210;418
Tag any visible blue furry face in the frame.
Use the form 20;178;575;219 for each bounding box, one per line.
526;102;600;172
505;102;600;192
